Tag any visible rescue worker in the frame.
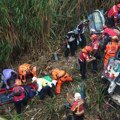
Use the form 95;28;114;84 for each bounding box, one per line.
102;25;118;51
13;79;27;114
75;19;88;48
78;46;96;79
0;69;18;89
66;92;84;120
64;30;78;59
32;76;57;100
104;36;120;68
90;34;101;72
18;63;37;83
107;3;120;27
47;67;73;94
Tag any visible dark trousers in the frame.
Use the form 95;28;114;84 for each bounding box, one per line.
102;36;111;51
78;59;86;78
80;34;86;48
74;114;84;120
108;16;115;27
65;40;77;58
14;98;27;114
38;86;53;100
67;114;84;120
92;59;97;71
92;53;101;71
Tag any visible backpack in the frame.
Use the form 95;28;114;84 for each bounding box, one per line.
13;86;22;96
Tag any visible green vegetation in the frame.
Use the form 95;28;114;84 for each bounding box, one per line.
0;0;117;66
0;0;120;120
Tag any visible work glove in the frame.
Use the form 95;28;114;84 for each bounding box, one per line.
67;44;70;49
77;40;79;45
79;38;82;42
52;80;57;86
36;91;39;96
48;82;52;88
6;85;10;89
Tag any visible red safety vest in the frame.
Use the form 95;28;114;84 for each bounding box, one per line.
13;85;25;102
71;100;84;116
107;5;118;22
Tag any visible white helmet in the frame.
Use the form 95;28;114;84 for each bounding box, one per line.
32;76;37;83
74;92;81;101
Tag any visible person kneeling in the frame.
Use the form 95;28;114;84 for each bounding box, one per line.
32;77;57;100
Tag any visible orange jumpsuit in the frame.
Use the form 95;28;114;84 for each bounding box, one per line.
18;63;37;83
104;41;120;67
51;68;72;94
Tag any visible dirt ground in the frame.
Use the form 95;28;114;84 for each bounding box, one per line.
0;46;120;120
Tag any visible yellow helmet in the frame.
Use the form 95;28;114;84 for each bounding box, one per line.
112;36;118;41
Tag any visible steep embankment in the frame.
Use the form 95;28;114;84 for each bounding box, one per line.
1;45;120;120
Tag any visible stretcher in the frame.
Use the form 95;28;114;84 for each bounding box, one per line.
0;83;37;106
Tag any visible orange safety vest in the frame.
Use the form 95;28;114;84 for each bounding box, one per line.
18;63;31;75
51;68;66;80
105;41;120;59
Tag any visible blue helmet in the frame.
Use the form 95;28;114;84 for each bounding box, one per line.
118;14;120;19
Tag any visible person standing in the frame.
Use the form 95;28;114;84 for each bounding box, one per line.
107;3;120;27
101;25;118;51
90;34;101;72
104;36;120;68
76;19;88;48
78;46;96;79
65;31;78;59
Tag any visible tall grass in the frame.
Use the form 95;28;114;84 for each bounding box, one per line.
0;0;119;66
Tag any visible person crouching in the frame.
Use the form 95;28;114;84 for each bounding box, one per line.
32;77;57;100
13;79;27;114
78;46;96;79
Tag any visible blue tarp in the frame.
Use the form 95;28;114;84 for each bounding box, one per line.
0;92;13;105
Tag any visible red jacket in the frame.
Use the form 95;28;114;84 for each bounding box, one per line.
102;28;117;37
107;5;118;22
79;51;89;62
91;39;99;51
13;86;25;102
71;99;84;116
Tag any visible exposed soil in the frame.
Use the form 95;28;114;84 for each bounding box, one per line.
0;45;120;120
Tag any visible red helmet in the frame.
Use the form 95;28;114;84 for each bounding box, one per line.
117;4;120;8
103;25;107;29
85;46;93;52
90;34;98;41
